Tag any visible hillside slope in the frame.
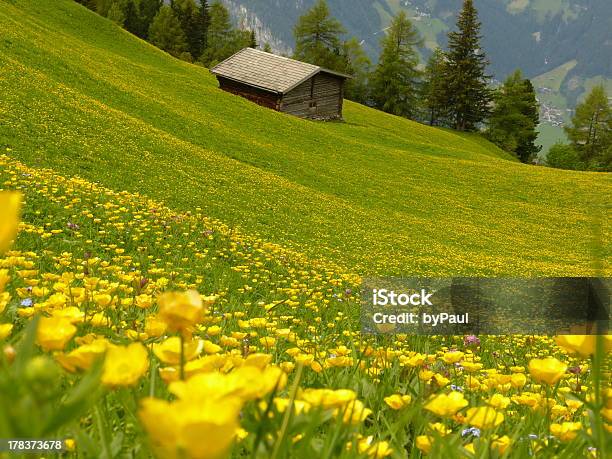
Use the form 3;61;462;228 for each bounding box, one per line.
0;0;609;276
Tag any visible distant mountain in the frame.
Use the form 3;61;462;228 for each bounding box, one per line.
221;0;612;152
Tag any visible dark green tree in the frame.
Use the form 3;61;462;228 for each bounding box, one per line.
148;5;191;60
137;0;162;39
341;38;371;104
106;0;127;25
565;85;611;170
74;0;97;10
370;12;421;118
200;1;249;66
249;30;257;48
444;0;492;131
123;0;140;36
171;0;206;59
293;0;346;72
421;48;448;126
545;143;583;170
487;70;541;163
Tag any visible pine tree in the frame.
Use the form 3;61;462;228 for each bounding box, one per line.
515;78;541;162
171;0;206;60
137;0;162;39
565;85;611;170
123;0;140;36
199;1;249;66
249;30;257;49
293;0;346;72
421;48;448;126
341;38;371;104
444;0;492;131
106;0;127;25
148;5;191;60
370;12;421;118
487;70;541;163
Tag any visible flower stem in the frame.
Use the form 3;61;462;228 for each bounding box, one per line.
179;333;185;380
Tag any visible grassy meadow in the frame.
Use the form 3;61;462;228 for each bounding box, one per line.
1;0;610;277
0;1;611;458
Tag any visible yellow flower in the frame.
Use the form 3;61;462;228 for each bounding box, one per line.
486;394;511;409
550;422;582;441
0;270;10;293
153;337;203;365
384;394;412;410
64;439;76;452
428;422;451;436
415;435;432;454
93;293;113;308
56;338;108;372
354;436;393;458
36;316;77;351
158;290;205;332
424;392;468;417
145;315;168;337
510;372;527;388
169;366;286;403
0;191;21;254
139;395;241;459
264;397;311;415
102;342;149;388
338;399;372;425
135;294;153;309
491;435;511;454
555;335;611;357
300;388;356;409
442;351;464;364
529;357;567;385
0;323;13;340
401;353;426;367
465;406;504;429
432;373;449;387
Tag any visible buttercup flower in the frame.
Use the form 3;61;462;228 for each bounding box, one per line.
0;191;21;254
153;337;203;365
529;357;567;385
464;406;504;429
158;290;205;332
102;342;149;387
384;394;412;410
550;422;582;441
424;391;468;417
36;316;77;351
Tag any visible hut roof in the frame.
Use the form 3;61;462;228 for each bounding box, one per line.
210;48;350;95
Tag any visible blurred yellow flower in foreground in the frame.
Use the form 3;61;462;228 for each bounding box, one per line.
529;357;567;385
153;337;203;365
56;338;108;372
102;342;149;387
140;396;241;459
465;406;504;429
491;435;511;454
415;435;432;454
424;391;468;417
555;335;611;358
0;191;21;254
36;316;77;351
0;270;10;293
0;323;13;340
158;290;205;333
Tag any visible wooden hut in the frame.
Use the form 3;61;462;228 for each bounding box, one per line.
211;48;350;120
